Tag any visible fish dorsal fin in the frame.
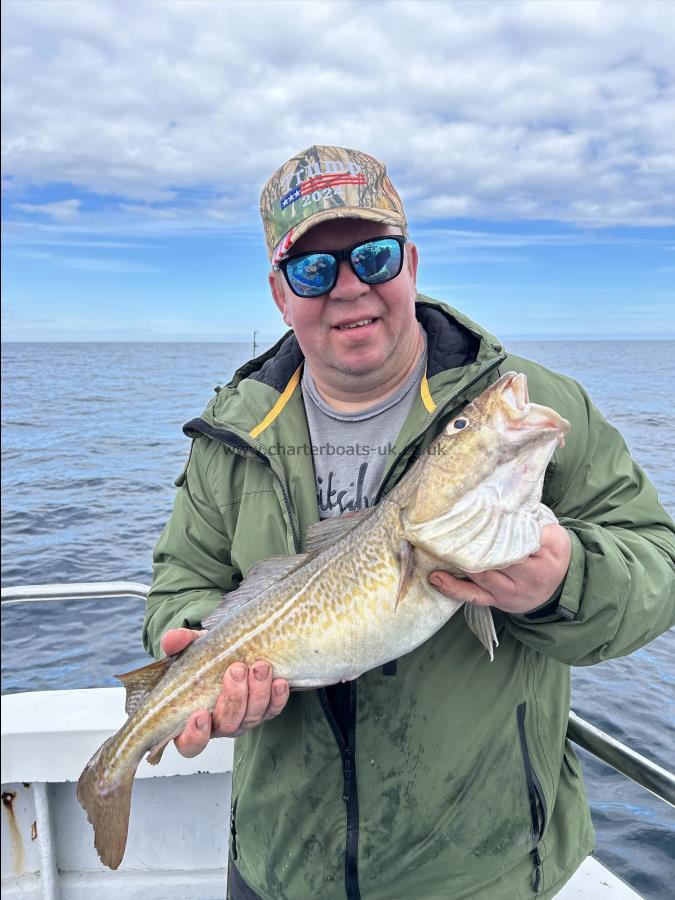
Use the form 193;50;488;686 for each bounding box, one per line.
305;508;374;554
202;554;308;630
116;657;175;716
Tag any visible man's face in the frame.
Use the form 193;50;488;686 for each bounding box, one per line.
269;219;419;391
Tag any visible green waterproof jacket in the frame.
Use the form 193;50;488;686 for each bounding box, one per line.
144;298;675;900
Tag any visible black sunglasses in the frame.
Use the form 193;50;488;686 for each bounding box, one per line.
274;235;407;298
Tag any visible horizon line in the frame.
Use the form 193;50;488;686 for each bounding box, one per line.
3;336;675;345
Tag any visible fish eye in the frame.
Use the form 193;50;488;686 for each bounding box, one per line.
445;417;468;434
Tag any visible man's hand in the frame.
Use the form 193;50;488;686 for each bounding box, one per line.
428;523;572;615
160;628;290;758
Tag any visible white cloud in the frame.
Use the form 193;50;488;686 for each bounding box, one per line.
118;204;180;220
13;249;160;273
12;199;82;221
2;0;674;227
415;226;673;251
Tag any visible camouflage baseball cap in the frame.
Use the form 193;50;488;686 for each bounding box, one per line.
260;145;407;263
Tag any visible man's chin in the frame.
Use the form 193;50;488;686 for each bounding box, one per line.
328;355;391;383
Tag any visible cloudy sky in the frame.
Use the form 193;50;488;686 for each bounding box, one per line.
2;0;674;341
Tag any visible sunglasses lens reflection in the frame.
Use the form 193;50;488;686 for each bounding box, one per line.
286;253;337;297
351;239;401;284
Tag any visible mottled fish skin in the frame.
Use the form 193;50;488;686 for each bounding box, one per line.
76;371;569;870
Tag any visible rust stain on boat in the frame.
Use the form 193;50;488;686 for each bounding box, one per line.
2;790;26;875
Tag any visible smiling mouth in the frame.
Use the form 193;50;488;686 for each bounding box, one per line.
336;318;377;330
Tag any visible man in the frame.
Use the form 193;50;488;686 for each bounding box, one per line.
144;146;675;899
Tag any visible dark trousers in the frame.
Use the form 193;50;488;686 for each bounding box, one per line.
227;857;264;900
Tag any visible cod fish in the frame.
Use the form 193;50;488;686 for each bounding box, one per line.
77;371;569;869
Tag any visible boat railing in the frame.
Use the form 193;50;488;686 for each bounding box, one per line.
3;581;674;809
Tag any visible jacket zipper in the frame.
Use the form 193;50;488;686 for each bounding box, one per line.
374;356;505;504
319;686;362;900
516;702;548;893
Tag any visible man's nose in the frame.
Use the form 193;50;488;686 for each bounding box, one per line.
328;259;369;301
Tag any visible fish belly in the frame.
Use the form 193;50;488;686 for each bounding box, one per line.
241;540;462;687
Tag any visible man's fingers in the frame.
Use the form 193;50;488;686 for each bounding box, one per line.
211;663;250;736
266;679;290;720
428;527;572;614
429;571;495;607
174;709;212;758
469;568;515;596
212;663;289;735
167;656;290;751
161;627;206;657
241;661;274;727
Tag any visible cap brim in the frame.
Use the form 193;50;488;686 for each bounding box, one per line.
271;207;407;261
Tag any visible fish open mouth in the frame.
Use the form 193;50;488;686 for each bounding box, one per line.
498;373;570;446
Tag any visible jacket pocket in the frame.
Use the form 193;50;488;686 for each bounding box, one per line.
516;702;547;892
230;795;239;861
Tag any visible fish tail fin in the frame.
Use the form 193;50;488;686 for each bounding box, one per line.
76;737;138;870
464;604;499;661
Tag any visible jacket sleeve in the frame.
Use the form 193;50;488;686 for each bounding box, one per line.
505;378;675;666
143;437;242;659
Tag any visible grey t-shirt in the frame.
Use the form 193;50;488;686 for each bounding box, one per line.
302;330;427;519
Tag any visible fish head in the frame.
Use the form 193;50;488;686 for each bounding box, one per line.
406;372;569;526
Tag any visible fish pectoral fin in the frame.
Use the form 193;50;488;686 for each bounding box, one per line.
116;657;175;717
202;553;309;630
394;540;415;611
463;604;499;661
304;508;375;553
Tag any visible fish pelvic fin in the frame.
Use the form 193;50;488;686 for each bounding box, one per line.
395;540;415;611
463;604;499;661
146;724;190;766
116;657;174;716
146;736;172;766
76;737;137;870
